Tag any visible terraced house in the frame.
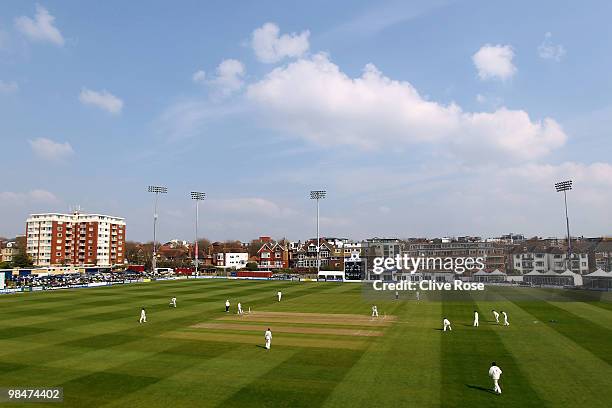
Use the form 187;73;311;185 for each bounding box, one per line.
256;242;289;269
509;239;593;275
292;239;344;270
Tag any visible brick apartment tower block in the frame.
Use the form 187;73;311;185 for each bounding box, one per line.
25;211;126;267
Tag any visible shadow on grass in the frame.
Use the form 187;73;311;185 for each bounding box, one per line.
466;384;496;394
255;345;268;349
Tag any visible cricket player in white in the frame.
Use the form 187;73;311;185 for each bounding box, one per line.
277;291;282;302
502;311;509;326
169;297;177;308
371;305;379;317
139;307;147;323
473;310;479;327
443;317;452;331
488;362;503;394
225;299;230;312
492;310;500;324
237;302;243;315
264;328;272;350
416;291;420;301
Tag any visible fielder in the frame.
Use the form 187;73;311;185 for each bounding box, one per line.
416;291;420;301
225;299;230;313
371;305;379;317
264;328;272;350
502;311;509;326
488;362;503;394
443;317;452;331
492;309;500;324
169;297;177;308
139;307;147;323
473;310;479;327
277;291;282;302
237;302;243;315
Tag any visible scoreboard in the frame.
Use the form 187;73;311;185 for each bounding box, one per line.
344;260;365;281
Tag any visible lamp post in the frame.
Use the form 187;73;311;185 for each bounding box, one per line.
555;180;573;271
147;185;167;272
190;191;206;275
310;190;326;274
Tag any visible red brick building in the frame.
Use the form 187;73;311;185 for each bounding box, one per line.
257;242;289;269
26;212;126;267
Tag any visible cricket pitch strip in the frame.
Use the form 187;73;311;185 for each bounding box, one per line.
215;311;397;326
160;312;398;350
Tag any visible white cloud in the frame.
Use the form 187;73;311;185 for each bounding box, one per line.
317;161;612;238
251;22;310;63
156;99;245;140
464;162;612;231
192;70;206;84
207;59;246;96
0;80;18;94
328;0;449;38
538;32;566;62
14;4;64;46
379;205;391;214
0;189;58;204
208;198;296;218
0;29;8;50
247;54;565;161
79;88;124;114
472;44;516;81
28;137;74;161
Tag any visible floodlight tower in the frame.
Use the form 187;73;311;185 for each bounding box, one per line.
555;180;573;270
190;191;206;275
310;190;327;274
147;185;167;272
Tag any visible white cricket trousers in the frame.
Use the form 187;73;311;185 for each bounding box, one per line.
493;379;502;394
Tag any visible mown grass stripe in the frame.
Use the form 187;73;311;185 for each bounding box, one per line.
511;300;612;366
440;298;547;407
475;295;612;408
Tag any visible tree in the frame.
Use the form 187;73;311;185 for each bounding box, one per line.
0;261;11;269
11;251;33;268
246;262;259;271
247;239;266;257
196;239;211;257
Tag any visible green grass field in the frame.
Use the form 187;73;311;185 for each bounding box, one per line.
1;279;611;407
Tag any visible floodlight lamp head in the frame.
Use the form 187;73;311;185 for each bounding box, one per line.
190;191;206;200
148;185;168;194
310;190;327;200
555;180;572;192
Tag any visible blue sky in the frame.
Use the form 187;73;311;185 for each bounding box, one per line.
1;0;611;242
